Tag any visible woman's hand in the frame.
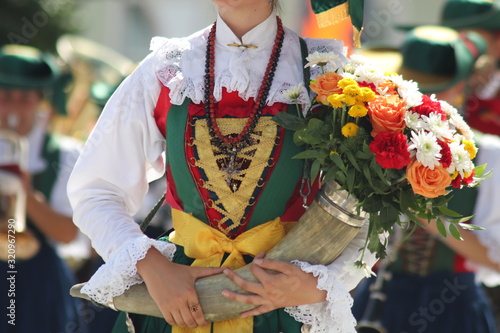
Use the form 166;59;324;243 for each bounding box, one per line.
221;252;326;318
137;247;225;328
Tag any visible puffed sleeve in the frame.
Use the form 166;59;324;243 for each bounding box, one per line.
284;222;379;333
67;49;177;305
469;134;500;286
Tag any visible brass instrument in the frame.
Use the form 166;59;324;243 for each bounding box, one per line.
0;129;40;261
55;34;135;138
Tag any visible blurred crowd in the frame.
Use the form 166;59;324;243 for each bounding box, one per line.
1;0;500;333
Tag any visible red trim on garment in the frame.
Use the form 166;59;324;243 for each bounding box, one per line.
165;164;182;211
153;84;172;138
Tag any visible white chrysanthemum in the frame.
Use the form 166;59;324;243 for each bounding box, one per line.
305;51;343;69
283;82;303;101
441;102;475;142
405;111;424;131
390;75;423;108
352;63;386;84
408;130;442;169
447;141;475;176
421;113;453;140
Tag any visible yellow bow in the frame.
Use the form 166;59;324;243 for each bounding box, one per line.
169;209;289;333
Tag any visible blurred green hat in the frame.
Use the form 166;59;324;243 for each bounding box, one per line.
0;45;71;114
441;0;500;31
0;44;59;89
399;25;487;93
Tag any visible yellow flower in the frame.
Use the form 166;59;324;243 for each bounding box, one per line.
359;87;376;102
327;94;343;108
343;85;361;96
341;122;359;137
330;151;339;155
338;78;357;89
342;94;357;106
451;171;459;179
462;140;477;159
348;104;368;117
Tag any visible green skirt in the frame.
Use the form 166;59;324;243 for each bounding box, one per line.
111;240;303;333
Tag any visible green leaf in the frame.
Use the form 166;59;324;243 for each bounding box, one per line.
347;168;356;193
293;131;306;146
380;205;399;231
400;190;411;212
436;219;447;237
293;150;321;159
323;165;339;183
272;112;307;131
458;223;485;231
331;153;347;174
363;164;375;188
448;223;463;241
310;159;321;181
474;163;487;178
346;151;361;171
437;206;463;218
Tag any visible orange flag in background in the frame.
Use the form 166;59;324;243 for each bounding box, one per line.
301;4;354;55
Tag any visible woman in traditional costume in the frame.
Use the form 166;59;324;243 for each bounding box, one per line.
0;45;86;333
68;1;376;332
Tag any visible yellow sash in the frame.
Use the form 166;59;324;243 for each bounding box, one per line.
169;208;289;333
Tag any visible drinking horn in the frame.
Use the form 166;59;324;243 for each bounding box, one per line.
70;181;367;322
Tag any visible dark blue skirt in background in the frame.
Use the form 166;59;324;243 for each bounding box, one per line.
1;231;88;333
352;272;497;333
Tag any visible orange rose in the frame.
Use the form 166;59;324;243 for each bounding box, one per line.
367;95;406;137
406;159;452;198
310;72;343;105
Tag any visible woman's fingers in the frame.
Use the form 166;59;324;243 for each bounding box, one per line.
222;289;264;306
193;266;226;279
223;268;263;294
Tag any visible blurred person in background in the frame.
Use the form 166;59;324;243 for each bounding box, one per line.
441;0;500;135
0;45;87;333
67;0;380;332
352;25;500;333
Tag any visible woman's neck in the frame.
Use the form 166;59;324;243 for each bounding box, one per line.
218;5;273;40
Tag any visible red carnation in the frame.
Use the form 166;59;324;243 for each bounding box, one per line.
437;140;452;168
358;81;378;94
369;132;411;169
451;170;476;188
412;95;447;121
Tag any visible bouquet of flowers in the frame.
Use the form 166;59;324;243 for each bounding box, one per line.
274;51;487;261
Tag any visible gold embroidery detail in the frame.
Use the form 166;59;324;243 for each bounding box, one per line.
192;116;278;235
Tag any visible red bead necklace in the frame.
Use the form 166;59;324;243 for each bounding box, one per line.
204;17;285;154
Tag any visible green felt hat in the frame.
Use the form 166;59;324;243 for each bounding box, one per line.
441;0;500;31
310;0;365;46
0;45;59;89
399;25;487;93
0;45;71;114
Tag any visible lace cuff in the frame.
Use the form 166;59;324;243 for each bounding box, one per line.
284;261;357;333
81;235;177;305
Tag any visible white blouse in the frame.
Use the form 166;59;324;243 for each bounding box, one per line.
67;12;377;333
